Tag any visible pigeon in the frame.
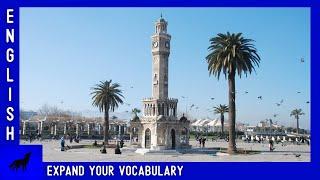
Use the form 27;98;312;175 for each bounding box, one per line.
244;91;248;94
258;96;262;100
190;104;195;108
306;101;310;104
297;91;301;94
300;58;304;63
273;114;278;118
211;97;215;100
294;154;301;158
276;103;281;106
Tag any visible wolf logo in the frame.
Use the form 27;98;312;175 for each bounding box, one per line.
9;152;32;171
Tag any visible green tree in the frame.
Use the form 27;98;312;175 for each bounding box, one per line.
290;108;304;135
91;80;124;145
213;104;229;138
206;32;261;154
132;108;141;117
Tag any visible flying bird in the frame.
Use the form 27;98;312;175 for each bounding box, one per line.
276;103;281;106
125;103;131;106
258;96;262;100
280;99;284;104
273;114;278;118
244;91;249;94
297;91;301;94
211;97;215;100
300;58;304;63
306;101;310;104
130;86;133;88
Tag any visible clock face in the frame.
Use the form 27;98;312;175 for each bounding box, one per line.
152;41;158;48
165;41;170;48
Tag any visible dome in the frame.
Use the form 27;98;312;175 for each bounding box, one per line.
158;14;166;23
159;17;166;22
180;114;187;122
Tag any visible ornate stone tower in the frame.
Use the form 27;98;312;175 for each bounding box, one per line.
130;16;190;151
151;16;170;99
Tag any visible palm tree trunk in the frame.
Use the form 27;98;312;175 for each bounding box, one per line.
296;116;299;135
104;106;110;145
221;114;224;137
228;73;237;154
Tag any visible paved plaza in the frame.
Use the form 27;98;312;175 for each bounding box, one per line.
20;139;310;162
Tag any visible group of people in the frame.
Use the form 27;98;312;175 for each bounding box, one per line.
60;134;81;151
66;133;80;143
197;137;207;148
25;132;42;143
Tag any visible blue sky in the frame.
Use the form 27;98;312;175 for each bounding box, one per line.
20;8;310;129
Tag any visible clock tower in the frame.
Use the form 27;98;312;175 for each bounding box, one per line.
151;16;171;99
130;16;190;151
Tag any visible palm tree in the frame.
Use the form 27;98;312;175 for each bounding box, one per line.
91;80;124;145
206;32;261;154
290;108;304;135
132;108;141;117
213;104;229;138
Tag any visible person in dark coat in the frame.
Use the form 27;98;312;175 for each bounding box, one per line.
60;136;65;151
198;137;202;147
120;139;124;148
202;138;206;148
115;143;121;154
269;139;274;152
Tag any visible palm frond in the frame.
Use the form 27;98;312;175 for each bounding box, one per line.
206;32;261;79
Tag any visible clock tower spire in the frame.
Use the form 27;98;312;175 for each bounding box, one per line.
151;16;171;99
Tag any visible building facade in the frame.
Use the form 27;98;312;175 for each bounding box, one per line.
130;16;190;150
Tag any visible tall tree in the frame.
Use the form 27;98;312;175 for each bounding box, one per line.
213;104;229;138
290;108;304;135
206;32;261;154
91;80;124;145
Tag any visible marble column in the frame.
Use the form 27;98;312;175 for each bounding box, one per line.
40;121;43;135
22;121;26;135
37;122;41;135
130;132;132;144
54;124;57;136
76;123;79;136
98;124;101;135
64;123;67;135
